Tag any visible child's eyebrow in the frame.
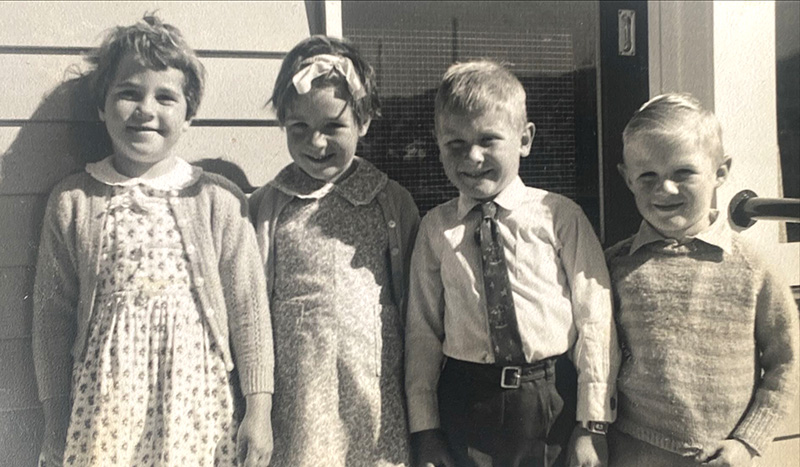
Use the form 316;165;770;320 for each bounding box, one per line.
110;80;140;88
155;85;183;95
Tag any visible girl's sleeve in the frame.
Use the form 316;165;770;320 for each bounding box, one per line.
217;186;274;396
393;182;421;306
32;189;79;402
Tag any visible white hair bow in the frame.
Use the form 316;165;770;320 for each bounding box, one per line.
291;54;367;100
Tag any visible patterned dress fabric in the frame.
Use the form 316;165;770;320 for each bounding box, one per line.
62;185;239;466
269;164;410;466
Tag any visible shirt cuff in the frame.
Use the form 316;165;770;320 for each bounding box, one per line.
576;382;617;422
407;389;441;433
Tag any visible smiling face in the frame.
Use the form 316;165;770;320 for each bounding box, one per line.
99;54;191;177
283;83;369;182
620;135;730;241
436;106;534;201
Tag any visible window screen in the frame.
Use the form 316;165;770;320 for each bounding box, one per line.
343;2;601;227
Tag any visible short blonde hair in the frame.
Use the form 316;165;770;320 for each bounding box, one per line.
435;60;527;130
623;93;724;164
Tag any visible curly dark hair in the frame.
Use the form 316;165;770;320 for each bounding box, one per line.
86;14;206;119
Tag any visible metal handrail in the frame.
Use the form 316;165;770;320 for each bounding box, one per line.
729;190;800;228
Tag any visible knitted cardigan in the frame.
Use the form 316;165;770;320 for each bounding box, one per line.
33;170;274;402
605;229;799;456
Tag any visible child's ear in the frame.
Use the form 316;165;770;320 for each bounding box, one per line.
715;156;732;187
520;122;535;158
98;108;105;122
617;163;633;190
358;117;372;138
182;118;193;133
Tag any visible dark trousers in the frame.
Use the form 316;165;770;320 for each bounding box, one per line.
438;355;577;467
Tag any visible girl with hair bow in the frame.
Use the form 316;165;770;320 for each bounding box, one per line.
249;35;420;466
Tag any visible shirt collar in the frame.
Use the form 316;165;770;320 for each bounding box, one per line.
270;156;388;206
457;176;527;219
629;210;733;255
86;156;202;191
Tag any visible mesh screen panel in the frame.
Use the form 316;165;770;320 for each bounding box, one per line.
346;28;578;214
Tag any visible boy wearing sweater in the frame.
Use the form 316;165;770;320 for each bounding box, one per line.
606;93;799;467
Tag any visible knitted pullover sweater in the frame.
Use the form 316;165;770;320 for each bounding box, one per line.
605;220;799;457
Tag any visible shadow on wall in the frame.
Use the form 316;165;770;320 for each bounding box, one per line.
777;52;799;242
0;73;108;467
193;158;257;194
1;73;259;197
0;74;112;193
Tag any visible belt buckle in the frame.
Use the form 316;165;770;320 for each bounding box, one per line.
500;366;522;389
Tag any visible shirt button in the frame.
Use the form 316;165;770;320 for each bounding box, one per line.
390;247;400;256
195;277;204;287
387;220;397;228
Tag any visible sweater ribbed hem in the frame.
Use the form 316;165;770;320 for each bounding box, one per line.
614;418;704;457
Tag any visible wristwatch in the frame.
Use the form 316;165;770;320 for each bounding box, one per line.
580;421;608;435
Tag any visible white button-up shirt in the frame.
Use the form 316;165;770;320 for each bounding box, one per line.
405;177;620;432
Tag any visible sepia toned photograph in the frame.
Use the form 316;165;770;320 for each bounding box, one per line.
1;1;798;466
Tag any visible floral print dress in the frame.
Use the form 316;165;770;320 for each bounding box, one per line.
62;179;239;466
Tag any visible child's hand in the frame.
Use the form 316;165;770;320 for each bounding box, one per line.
410;429;456;467
567;425;608;467
237;393;273;467
697;439;756;466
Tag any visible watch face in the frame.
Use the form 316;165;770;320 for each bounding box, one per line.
582;421;608;434
589;422;608;433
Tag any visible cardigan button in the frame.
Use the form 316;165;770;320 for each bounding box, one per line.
387;220;397;228
186;245;196;255
390;247;399;256
195;277;204;287
207;308;215;317
169;190;179;197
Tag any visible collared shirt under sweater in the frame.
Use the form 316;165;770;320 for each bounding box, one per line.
605;214;800;456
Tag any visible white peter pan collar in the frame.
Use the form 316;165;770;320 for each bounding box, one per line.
86;156;203;191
